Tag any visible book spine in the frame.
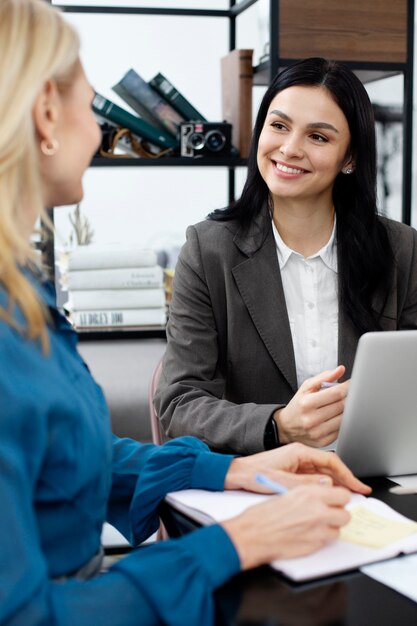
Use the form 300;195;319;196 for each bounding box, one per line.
112;82;167;133
149;73;207;122
73;308;167;328
67;266;163;290
113;69;184;137
92;92;178;150
68;248;157;271
69;288;166;310
221;49;253;158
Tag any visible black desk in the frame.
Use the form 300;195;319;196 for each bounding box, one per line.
160;478;417;626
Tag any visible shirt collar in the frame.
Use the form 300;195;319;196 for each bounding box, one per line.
272;216;338;273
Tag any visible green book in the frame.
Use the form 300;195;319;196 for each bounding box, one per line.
92;92;178;150
149;73;207;122
113;69;184;138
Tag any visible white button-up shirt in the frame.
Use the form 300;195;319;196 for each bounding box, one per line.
272;219;339;389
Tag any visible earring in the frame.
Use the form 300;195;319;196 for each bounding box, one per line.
40;138;59;156
343;168;353;175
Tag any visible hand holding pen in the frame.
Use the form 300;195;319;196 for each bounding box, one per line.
272;365;350;448
222;477;352;570
222;443;370;569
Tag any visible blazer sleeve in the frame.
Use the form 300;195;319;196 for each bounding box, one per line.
154;225;280;455
396;224;417;329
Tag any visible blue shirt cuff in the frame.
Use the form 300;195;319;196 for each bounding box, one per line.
191;451;235;490
177;524;241;588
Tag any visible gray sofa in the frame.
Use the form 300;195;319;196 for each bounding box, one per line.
78;338;166;443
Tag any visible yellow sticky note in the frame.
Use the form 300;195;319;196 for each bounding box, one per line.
340;505;417;548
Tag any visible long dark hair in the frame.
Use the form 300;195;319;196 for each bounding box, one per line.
210;57;393;334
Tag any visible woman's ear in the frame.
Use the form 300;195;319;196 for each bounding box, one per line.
341;156;356;175
33;79;60;145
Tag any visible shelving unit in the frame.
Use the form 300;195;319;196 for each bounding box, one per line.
47;0;414;341
48;0;254;339
51;0;415;223
55;0;256;202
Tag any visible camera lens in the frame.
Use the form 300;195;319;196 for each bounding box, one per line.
188;132;205;150
205;130;226;152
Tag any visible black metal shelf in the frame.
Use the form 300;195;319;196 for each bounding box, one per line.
54;0;258;18
253;59;407;87
77;327;166;341
91;156;247;167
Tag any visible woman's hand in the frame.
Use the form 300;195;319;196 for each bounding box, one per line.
222;484;351;570
224;441;371;495
275;365;348;447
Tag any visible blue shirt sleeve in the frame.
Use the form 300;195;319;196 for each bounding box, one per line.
109;435;235;544
50;525;240;626
0;280;241;626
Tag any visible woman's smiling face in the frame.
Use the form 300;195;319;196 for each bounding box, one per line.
257;85;353;207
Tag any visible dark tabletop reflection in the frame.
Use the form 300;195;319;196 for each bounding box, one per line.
215;567;347;626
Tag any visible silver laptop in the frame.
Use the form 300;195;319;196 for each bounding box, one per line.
336;330;417;477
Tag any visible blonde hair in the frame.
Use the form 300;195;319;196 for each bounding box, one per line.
0;0;80;350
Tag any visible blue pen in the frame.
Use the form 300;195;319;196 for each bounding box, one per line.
320;381;339;389
255;473;288;494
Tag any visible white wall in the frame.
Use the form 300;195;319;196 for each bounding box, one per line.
53;0;414;266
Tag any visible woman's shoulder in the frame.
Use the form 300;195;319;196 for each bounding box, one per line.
378;216;417;264
379;214;416;239
188;216;240;240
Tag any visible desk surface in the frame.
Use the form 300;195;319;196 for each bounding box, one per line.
160;478;417;626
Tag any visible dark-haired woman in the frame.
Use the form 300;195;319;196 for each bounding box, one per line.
155;57;417;455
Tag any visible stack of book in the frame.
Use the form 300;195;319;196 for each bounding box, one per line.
64;244;167;331
92;68;207;156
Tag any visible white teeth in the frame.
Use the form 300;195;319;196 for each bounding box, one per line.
275;162;304;174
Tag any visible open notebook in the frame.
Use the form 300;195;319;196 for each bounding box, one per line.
165;490;417;582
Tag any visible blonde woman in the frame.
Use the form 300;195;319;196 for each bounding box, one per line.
0;1;370;624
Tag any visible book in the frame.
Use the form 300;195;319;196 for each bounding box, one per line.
72;307;166;329
92;92;178;150
149;72;207;122
165;490;417;582
68;288;166;311
67;246;158;271
113;69;184;138
67;266;163;290
221;49;253;158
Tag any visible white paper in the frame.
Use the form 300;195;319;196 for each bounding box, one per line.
361;553;417;603
390;474;417;488
165;489;268;525
101;522;131;548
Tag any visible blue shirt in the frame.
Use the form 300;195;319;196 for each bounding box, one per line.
0;274;240;626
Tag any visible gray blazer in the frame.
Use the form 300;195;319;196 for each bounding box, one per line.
154;207;417;454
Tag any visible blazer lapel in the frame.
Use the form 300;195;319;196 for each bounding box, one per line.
232;209;298;392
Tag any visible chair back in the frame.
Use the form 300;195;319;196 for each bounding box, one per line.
148;359;164;445
148;358;169;540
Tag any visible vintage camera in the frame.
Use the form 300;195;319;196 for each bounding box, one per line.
180;122;232;158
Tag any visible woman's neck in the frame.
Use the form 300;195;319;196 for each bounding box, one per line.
271;197;335;257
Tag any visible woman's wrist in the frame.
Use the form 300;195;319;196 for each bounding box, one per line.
273;409;290;444
264;414;280;449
